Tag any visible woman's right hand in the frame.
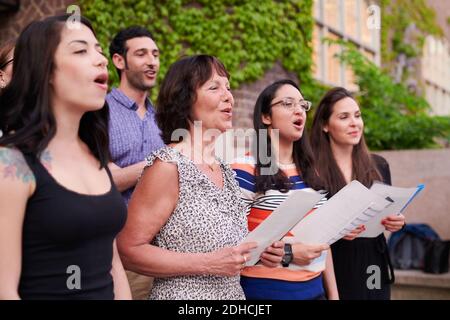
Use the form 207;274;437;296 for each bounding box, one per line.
292;243;329;266
342;225;365;241
205;242;257;276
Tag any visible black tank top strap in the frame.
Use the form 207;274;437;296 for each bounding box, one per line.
21;152;45;182
103;164;115;186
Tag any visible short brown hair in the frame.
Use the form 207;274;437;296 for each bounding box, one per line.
156;54;230;144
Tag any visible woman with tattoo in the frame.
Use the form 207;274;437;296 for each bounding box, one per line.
0;15;131;299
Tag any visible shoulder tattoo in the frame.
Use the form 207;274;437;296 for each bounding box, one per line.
0;148;35;184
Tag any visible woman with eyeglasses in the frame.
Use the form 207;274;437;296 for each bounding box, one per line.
310;87;405;299
232;79;339;300
0;39;15;92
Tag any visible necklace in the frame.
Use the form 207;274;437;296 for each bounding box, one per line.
278;162;295;170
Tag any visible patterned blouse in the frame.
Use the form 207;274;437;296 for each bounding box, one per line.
144;146;248;300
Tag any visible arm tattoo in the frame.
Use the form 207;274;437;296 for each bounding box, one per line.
0;148;35;184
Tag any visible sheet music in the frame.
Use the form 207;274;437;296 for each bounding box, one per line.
243;180;393;272
357;183;424;238
242;189;325;266
290;180;392;245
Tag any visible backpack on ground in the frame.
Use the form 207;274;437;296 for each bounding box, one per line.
388;223;440;271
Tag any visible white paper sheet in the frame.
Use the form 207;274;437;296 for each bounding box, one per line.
243;180;393;272
283;181;392;271
290;180;392;246
242;189;325;266
357;183;424;238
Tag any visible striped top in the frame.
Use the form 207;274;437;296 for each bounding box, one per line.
106;88;165;205
232;155;326;282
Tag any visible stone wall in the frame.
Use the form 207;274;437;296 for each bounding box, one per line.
378;149;450;239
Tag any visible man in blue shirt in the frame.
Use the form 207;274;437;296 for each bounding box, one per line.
107;26;165;205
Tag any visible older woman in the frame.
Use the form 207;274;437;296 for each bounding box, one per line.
117;55;285;300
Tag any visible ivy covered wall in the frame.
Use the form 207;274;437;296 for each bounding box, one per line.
80;0;316;91
79;0;449;150
380;0;443;83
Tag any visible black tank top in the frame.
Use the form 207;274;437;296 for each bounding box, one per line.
18;153;127;300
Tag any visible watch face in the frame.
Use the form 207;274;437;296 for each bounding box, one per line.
283;254;293;263
282;243;293;266
282;252;293;266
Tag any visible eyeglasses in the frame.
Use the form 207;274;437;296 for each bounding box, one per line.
0;58;13;70
270;98;312;112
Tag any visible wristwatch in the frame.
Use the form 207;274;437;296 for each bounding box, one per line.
281;243;293;267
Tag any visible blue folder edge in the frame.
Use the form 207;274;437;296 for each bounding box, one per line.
399;184;425;213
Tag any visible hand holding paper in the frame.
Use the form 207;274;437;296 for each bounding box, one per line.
241;180;422;272
381;213;406;232
242;188;325;266
259;241;284;268
357;183;424;238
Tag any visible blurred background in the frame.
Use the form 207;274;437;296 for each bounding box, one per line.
1;0;449;299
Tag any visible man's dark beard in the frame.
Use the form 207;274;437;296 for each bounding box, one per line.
124;58;155;91
127;71;153;92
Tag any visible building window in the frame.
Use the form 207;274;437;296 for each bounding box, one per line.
313;0;380;90
344;0;358;39
360;0;374;47
422;36;450;115
327;31;341;84
324;0;340;31
312;24;322;79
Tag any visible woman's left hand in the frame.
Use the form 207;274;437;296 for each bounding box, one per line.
382;213;405;232
260;241;284;268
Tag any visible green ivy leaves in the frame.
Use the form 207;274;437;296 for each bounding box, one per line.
79;0;314;91
333;40;450;150
79;0;449;150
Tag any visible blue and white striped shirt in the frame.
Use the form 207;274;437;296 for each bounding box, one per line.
106;88;165;205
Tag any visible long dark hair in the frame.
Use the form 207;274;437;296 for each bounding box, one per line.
253;79;323;193
0;39;15;70
0;15;110;167
156;54;229;144
310;87;381;196
0;39;15;94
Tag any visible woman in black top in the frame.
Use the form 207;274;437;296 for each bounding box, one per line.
0;15;131;299
310;87;405;300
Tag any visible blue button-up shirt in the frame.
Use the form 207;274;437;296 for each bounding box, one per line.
107;88;165;205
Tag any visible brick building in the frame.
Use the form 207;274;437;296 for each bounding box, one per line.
0;0;73;44
420;0;450;116
1;0;449;300
0;0;384;129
